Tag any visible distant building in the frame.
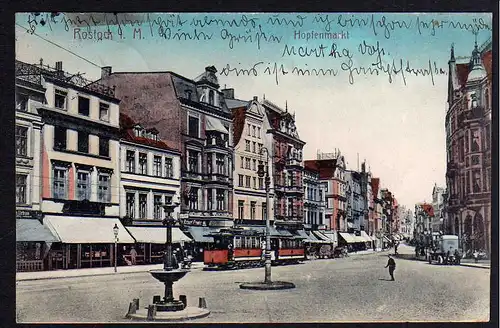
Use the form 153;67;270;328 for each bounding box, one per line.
444;38;492;254
431;184;446;233
261;99;305;231
303;164;326;230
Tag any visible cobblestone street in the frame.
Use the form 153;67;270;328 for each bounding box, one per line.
16;245;490;323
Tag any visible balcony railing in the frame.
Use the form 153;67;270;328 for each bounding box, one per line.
15;60;115;98
17;260;44;272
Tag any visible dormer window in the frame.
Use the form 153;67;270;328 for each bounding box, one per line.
134;125;142;137
185;90;192;100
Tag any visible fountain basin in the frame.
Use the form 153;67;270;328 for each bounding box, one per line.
149;269;189;283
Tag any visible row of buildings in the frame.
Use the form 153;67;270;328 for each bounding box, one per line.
15;59;403;271
413;38;492;255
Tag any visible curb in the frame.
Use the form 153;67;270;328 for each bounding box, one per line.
460;263;490;269
17;266;204;282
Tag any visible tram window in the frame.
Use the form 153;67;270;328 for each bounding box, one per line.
252;237;258;248
234;237;242;249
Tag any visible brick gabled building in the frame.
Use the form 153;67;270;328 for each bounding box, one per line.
99;66;234;231
261;100;305;230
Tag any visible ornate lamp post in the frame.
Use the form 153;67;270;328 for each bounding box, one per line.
113;223;119;273
239;146;295;290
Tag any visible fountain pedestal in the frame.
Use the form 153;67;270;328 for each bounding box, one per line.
149;269;188;312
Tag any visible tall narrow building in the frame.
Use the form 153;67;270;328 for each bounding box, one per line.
444;38;492;254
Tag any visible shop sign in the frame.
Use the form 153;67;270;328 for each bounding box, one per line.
16;209;42;219
182;219;208;227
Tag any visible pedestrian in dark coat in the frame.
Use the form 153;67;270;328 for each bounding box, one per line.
385;255;396;281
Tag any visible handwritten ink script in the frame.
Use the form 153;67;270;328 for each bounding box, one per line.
21;12;491;86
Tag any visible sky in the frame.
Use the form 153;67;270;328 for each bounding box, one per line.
15;12;493;211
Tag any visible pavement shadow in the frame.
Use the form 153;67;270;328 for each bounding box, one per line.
378;278;394;281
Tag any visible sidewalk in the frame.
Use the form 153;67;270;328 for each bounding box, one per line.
459;259;491;269
16;262;205;282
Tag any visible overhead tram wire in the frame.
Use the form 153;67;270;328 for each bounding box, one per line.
15;23;102;69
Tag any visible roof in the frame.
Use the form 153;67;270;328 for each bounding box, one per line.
455;49;492;87
371;178;380;197
421;204;434;217
231;106;247;146
481;50;492;80
226;98;249;109
120;113;178;152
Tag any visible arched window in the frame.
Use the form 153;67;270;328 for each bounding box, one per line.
208;90;215;105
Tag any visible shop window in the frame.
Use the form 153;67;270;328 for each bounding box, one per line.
16;93;29;111
53;167;68;199
188;150;199;173
99;102;109;121
139;194;147;218
78;96;90;116
216;154;224;175
153;156;162;177
54;89;67;110
154;195;163;220
250;201;256;220
15;125;28;157
77;131;89;153
164;158;173;177
189;188;199;210
54;126;67;150
97;173;111;203
126;150;135;173
76;170;91;201
216;189;225;211
188;116;199;138
238;200;244;220
139;153;147;174
126;192;135;218
99;137;109;157
16;174;27;204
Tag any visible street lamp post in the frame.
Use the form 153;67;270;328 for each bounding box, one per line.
113;223;119;273
257;147;272;284
239;146;295;290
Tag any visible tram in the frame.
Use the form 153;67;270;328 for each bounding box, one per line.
203;227;306;269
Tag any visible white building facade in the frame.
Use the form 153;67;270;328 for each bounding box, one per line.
119;118;182;223
227;96;275;224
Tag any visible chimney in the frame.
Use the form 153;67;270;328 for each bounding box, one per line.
221;88;234;99
55;61;63;71
101;66;112;78
205;66;217;74
253;96;258;101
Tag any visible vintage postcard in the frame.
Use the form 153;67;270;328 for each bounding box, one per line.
15;12;492;323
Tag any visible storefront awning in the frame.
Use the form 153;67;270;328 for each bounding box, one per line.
206;116;229;134
43;216;135;244
17;219;60;242
360;231;373;242
126;226;192;244
294;229;311;240
186;226;219;243
312;231;331;242
339;232;357;243
321;231;338;244
277;229;294;237
248;226;283;237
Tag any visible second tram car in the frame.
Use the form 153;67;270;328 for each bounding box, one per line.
203;227;306;269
